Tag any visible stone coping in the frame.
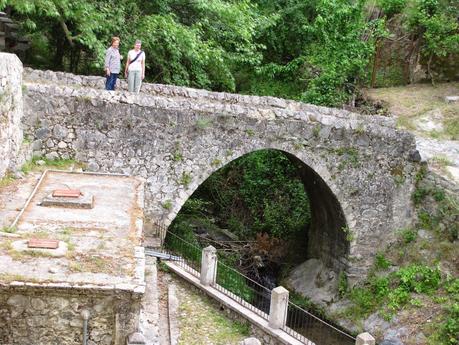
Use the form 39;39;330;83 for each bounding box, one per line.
23;68;401;131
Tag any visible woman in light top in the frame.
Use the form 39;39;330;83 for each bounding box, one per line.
124;40;146;93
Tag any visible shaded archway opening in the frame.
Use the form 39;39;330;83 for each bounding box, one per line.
168;149;349;288
284;152;348;271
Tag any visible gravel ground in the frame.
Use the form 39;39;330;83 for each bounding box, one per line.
158;269;250;345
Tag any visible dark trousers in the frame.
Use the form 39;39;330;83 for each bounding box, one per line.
105;73;118;91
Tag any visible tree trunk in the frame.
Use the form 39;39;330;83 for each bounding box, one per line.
52;24;65;70
427;53;435;86
370;39;381;88
405;36;422;84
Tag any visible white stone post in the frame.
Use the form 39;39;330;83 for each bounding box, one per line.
355;332;375;345
268;286;289;329
200;245;217;286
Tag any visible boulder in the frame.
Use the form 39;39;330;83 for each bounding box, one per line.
284;258;339;306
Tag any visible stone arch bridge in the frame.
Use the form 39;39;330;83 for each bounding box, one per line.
15;61;420;282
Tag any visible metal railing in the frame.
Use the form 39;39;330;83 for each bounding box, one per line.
214;260;271;320
161;230;202;277
283;302;356;345
152;223;357;345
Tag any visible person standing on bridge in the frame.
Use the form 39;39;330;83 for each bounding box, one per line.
125;39;146;93
104;36;123;91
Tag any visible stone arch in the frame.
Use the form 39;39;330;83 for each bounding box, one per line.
167;148;349;272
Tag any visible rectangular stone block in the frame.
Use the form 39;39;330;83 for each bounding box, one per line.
41;192;94;209
27;238;59;249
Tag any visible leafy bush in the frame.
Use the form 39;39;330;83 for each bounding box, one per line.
399;228;417;244
413;187;430;205
216;262;255;303
347;264;442;320
375;252;391;270
377;0;407;17
441;303;459;345
395;264;441;294
445;278;459;299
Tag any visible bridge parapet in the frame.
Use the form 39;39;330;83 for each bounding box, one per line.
24;67;396;129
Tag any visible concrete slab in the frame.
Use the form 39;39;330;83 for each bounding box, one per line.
41;191;94;209
0;170;146;292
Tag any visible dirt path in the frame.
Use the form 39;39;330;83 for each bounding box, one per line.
157;268;251;345
366;82;459;184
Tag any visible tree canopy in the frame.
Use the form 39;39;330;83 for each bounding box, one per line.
2;0;458;105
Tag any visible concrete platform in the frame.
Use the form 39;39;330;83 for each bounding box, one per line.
0;170;146;292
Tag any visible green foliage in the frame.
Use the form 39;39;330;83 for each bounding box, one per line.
430;303;459;345
180;150;310;240
413;186;430;205
0;173;15;188
162;200;173;210
377;0;407;17
4;0;458;104
445;278;459;299
334;147;360;170
244;129;255;137
444;117;459;140
341;226;355;242
216;263;255;302
418;210;434;229
3;0;260;90
415;165;428;184
289;290;315;311
20;156;80;174
164;224;202;268
338;271;349;297
443;303;459;345
405;0;459;83
172;147;183;162
158;261;171;273
399;228;417;244
433;188;446;202
211;159;222;167
179;172;192;187
396;264;441;294
346;264;442;320
0;226;17;234
374;252;391;270
246;0;378;105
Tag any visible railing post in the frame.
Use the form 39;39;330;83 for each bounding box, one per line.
268;286;289;329
200;245;217;286
355;332;375;345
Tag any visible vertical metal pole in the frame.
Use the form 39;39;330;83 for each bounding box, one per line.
81;310;90;345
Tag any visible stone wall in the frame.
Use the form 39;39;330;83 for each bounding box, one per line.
415;167;458;240
0;284;141;345
0;53;28;179
22;68;421;281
